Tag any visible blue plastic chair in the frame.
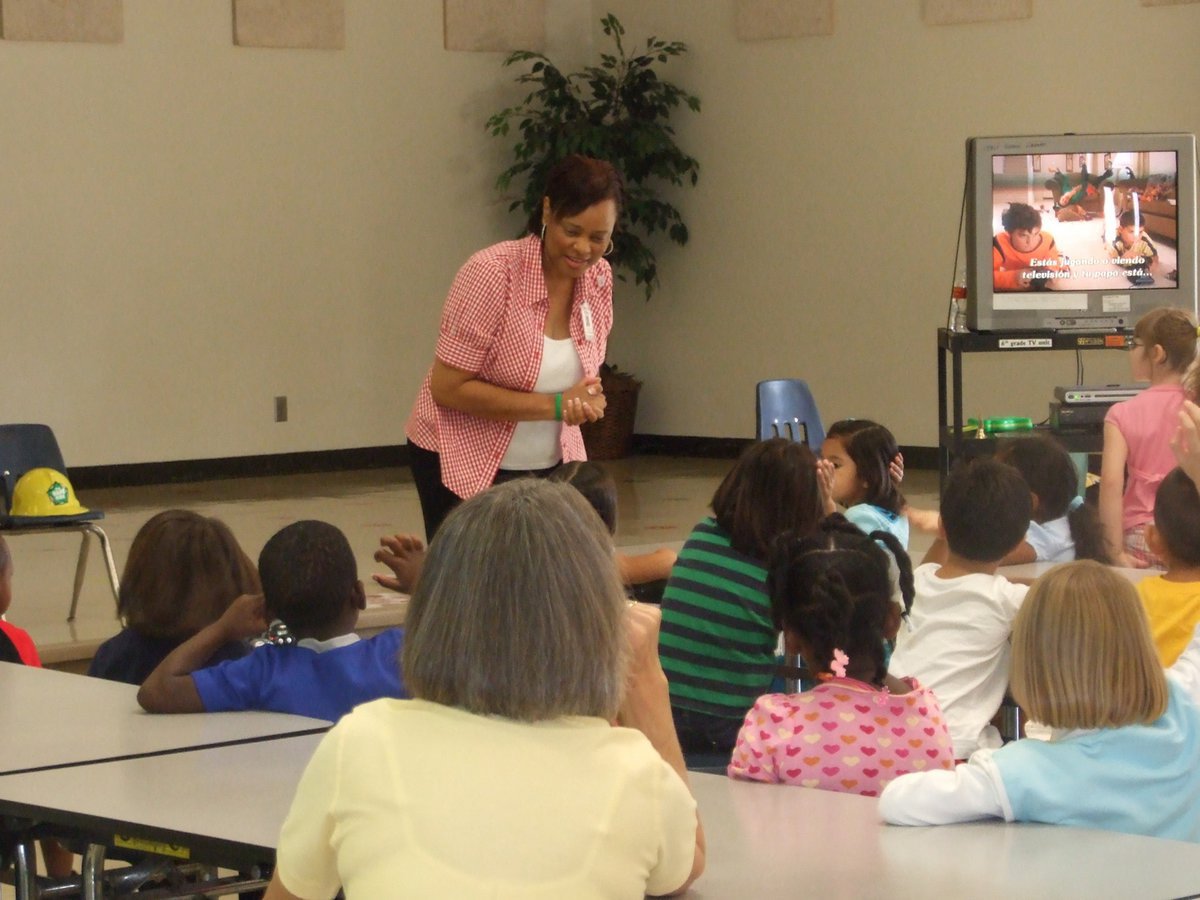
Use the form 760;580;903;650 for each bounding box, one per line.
755;379;824;447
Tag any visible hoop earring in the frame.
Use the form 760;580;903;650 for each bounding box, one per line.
604;240;615;257
540;223;546;243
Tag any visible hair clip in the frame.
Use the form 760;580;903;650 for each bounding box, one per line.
830;648;849;679
1068;495;1085;512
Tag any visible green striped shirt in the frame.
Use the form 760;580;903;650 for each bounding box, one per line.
659;518;777;719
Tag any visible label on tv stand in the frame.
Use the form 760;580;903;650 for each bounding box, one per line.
998;337;1053;349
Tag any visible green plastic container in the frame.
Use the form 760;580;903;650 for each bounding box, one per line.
965;417;1034;435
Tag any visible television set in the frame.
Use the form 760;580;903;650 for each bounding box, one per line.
965;132;1197;332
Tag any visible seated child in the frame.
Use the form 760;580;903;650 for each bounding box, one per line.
548;461;677;591
881;561;1200;843
138;519;405;721
89;510;257;684
1138;468;1200;666
1108;209;1158;284
889;459;1031;759
728;517;953;796
993;434;1109;564
992;202;1069;291
0;535;77;876
820;419;908;547
659;438;829;757
371;463;676;597
1100;306;1196;567
0;536;40;666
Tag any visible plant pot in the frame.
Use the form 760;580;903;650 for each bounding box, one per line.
581;369;642;460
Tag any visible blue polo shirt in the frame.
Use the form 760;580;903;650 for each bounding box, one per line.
192;627;406;722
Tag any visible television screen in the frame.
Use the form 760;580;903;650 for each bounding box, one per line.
966;133;1197;332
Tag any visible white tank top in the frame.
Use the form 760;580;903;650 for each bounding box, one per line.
499;336;584;471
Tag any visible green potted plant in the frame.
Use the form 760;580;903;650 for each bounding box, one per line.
486;13;700;458
486;12;701;300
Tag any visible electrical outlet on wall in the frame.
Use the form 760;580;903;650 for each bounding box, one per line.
275;396;288;423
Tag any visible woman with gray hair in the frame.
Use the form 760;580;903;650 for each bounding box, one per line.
265;478;705;899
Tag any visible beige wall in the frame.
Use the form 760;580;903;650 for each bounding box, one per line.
1;1;1197;466
604;0;1200;445
0;1;522;465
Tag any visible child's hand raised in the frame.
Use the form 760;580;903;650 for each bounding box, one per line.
816;458;837;515
1171;400;1200;487
219;593;270;639
623;601;665;683
373;534;426;594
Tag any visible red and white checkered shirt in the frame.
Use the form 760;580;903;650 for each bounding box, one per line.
406;235;613;499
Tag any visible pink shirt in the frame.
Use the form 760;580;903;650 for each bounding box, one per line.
1105;383;1187;531
727;677;954;797
406;236;612;499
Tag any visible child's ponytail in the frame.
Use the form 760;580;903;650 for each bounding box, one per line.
1066;498;1111;563
869;529;916;617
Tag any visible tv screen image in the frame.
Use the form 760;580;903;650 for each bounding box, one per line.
965;133;1197;332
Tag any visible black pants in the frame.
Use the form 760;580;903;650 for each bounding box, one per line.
671;705;743;759
408;442;559;542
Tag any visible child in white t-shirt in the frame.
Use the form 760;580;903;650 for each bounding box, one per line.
888;459;1031;759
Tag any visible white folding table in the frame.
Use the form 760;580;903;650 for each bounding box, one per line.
0;661;329;776
7;752;1200;899
688;773;1200;899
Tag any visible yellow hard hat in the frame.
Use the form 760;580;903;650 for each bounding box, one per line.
10;468;90;517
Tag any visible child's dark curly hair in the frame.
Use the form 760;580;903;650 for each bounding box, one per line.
767;515;913;686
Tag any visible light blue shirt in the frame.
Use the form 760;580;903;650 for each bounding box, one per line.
1025;515;1074;562
844;503;909;549
992;679;1200;842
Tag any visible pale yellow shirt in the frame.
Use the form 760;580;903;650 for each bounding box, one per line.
275;698;697;899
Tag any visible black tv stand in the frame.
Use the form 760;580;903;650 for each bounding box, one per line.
937;327;1132;487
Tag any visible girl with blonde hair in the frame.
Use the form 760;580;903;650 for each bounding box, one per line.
881;561;1200;842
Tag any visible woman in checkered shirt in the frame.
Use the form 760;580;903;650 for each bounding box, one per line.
405;155;625;541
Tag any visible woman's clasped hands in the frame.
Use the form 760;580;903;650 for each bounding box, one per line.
560;376;607;426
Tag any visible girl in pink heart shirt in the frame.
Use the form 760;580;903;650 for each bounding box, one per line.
728;516;954;797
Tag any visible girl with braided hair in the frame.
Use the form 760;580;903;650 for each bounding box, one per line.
727;516;954;797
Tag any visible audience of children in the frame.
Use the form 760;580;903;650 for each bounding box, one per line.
1137;467;1200;666
820;419;909;548
0;536;40;667
264;479;704;899
659;438;828;757
991;202;1068;291
88;510;258;684
728;516;953;796
138;519;405;721
1101;306;1197;568
991;434;1109;564
881;560;1200;843
25;305;1200;879
888;458;1031;760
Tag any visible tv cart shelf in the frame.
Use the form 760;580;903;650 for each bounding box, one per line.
937;327;1132;487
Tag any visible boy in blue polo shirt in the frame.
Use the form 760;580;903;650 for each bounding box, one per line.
138;520;405;721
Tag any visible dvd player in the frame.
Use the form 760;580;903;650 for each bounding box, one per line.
1050;401;1110;428
1054;384;1146;404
